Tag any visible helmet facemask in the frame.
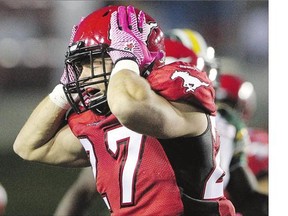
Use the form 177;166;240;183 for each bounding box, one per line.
63;41;111;115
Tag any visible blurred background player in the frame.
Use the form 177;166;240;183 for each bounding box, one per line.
0;183;8;216
216;73;268;216
217;73;257;123
247;127;269;194
167;28;268;216
218;73;269;194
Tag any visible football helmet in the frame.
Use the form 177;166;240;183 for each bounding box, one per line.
167;28;219;85
216;73;257;121
63;5;165;115
164;38;198;65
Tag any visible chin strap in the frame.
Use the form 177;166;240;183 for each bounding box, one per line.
142;61;155;78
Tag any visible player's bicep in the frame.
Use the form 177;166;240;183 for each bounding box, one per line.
156;98;208;138
127;92;207;138
36;125;89;167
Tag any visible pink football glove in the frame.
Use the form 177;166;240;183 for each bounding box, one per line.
108;5;158;74
60;18;84;84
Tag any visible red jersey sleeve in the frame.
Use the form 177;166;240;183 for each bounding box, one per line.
147;61;217;115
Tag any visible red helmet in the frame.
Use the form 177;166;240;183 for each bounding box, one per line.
72;5;165;65
216;73;257;121
164;38;198;66
247;128;269;178
63;5;165;115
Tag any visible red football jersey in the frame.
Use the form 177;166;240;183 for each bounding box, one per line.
68;112;184;216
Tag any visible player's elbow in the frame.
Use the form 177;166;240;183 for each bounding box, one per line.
109;99;137;125
13;141;28;160
13;139;34;161
109;88;150;119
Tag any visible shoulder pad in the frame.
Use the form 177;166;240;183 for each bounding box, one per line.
148;62;217;115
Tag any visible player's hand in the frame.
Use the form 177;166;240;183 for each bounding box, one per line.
60;18;84;84
60;64;77;85
108;5;158;75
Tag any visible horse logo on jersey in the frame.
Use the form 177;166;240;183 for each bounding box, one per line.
171;71;209;92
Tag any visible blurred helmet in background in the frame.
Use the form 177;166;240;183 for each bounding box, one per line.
166;28;220;85
217;73;257;121
164;38;198;65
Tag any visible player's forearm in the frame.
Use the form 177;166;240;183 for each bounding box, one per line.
13;96;67;160
107;67;172;137
108;69;150;117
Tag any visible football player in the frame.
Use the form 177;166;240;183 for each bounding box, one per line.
14;5;235;215
247;127;269;194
